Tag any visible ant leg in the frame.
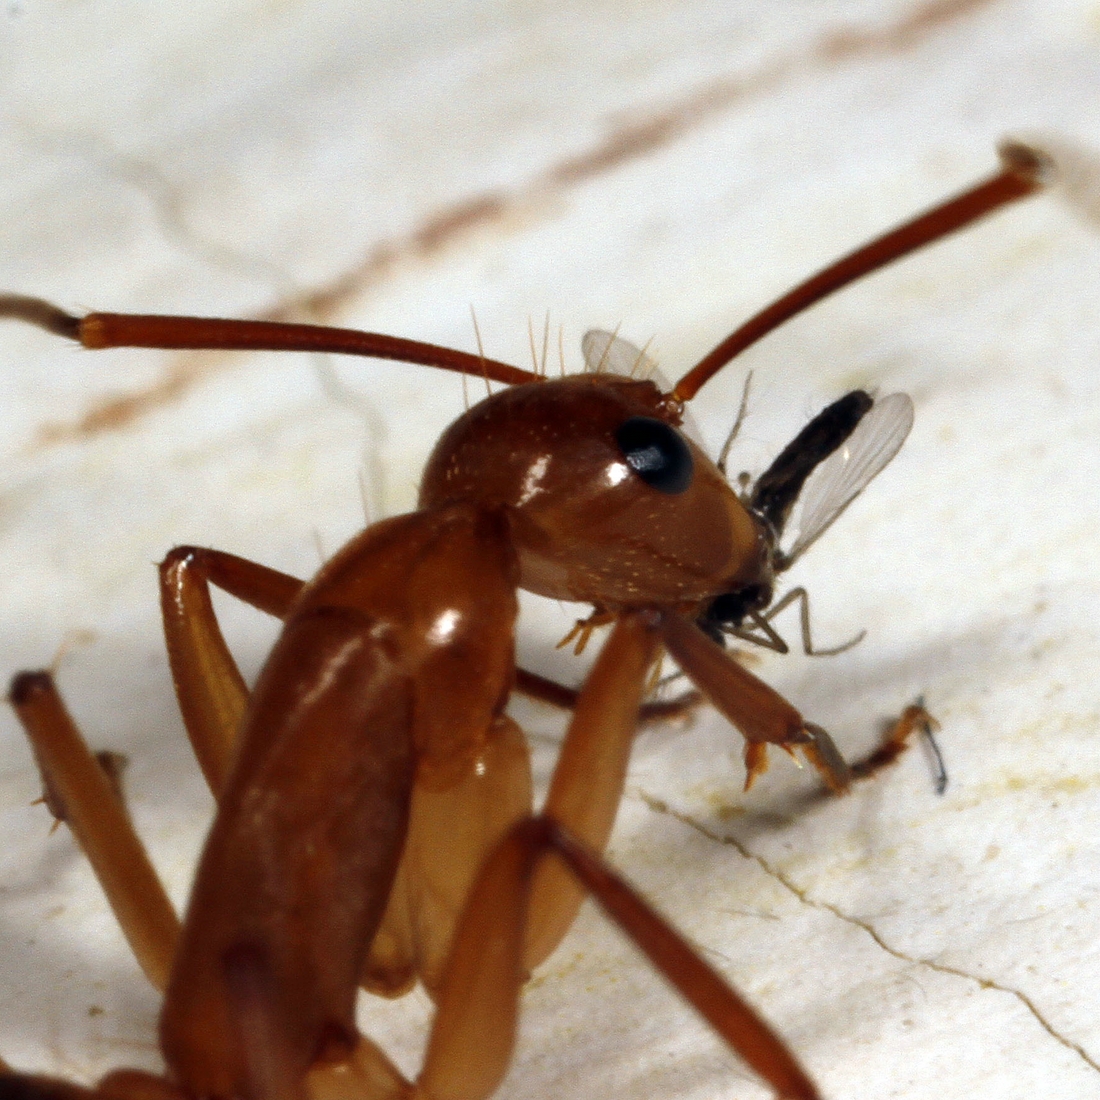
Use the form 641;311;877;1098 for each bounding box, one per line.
849;701;944;791
34;748;128;834
7;672;179;990
0;1066;189;1100
663;613;937;794
512;666;586;711
97;1071;187;1100
659;611;851;793
522;612;661;967
366;619;695;1000
638;687;704;726
402;818;820;1100
307;1039;410;1100
159;547;303;795
0;1073;100;1100
514;666;703;726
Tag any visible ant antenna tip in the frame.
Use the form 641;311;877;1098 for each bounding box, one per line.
1003;133;1100;230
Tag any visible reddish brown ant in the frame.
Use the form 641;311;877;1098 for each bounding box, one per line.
0;141;1048;1100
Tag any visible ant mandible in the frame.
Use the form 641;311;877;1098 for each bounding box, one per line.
0;140;1048;1100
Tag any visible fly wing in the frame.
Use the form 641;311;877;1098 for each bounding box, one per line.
582;330;662;380
582;330;705;446
782;392;913;567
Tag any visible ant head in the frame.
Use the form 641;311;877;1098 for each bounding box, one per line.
419;372;765;609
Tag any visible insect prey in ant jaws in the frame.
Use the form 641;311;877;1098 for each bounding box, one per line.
0;141;1051;1100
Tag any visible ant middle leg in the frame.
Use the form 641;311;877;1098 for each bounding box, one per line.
514;665;703;727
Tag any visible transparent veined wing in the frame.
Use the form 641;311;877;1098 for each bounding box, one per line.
781;392;914;568
582;329;705;445
582;330;663;381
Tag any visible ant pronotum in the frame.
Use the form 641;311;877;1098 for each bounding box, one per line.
0;140;1049;1100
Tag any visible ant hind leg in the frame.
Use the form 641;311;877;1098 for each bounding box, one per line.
7;671;179;991
402;817;821;1100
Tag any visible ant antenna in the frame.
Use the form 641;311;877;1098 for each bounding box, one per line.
673;142;1052;402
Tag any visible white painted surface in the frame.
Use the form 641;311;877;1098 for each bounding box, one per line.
1;2;1098;1098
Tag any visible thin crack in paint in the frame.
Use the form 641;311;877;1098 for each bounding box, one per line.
636;788;1100;1077
97;146;300;296
12;128;309;445
13;125;299;295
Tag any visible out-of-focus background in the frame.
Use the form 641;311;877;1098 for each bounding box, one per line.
1;3;1099;1098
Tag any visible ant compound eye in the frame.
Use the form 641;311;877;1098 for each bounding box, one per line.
615;417;694;495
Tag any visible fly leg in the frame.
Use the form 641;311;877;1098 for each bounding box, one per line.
764;586;865;657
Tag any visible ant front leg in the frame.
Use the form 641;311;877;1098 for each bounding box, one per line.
659;612;938;793
850;700;944;792
658;610;852;792
363;610;661;999
161;543;688;804
158;546;304;794
521;611;661;966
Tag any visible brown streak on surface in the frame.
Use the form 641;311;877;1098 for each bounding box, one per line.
36;0;999;444
298;194;510;319
36;359;208;443
412;194;512;255
823;0;996;57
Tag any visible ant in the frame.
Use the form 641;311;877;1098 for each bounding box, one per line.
0;140;1048;1100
